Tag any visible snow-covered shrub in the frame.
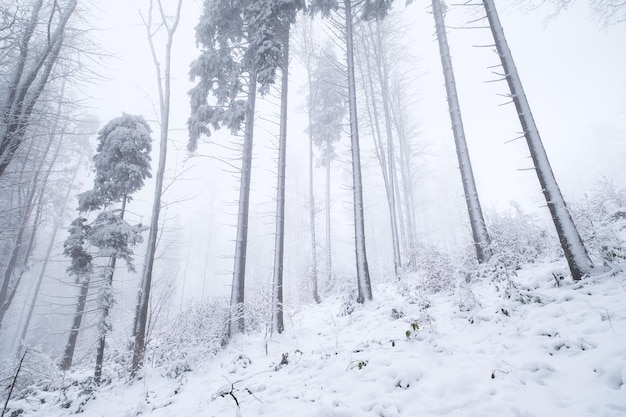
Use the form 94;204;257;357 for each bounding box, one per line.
147;300;228;376
0;350;61;402
338;284;356;316
244;283;274;333
486;202;556;270
570;178;626;267
412;245;464;294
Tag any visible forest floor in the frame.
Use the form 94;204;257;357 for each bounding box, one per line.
8;260;626;417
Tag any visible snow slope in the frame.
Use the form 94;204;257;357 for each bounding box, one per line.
10;261;626;417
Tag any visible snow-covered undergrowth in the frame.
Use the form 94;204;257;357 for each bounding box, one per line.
5;259;626;417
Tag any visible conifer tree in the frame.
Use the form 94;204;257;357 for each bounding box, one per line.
189;0;303;336
62;114;151;381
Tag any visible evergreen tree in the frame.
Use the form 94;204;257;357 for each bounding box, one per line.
188;0;303;337
309;0;395;302
431;0;492;263
482;0;595;280
62;114;151;381
310;40;347;288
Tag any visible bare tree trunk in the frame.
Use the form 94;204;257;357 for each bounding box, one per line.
325;158;332;286
60;275;91;371
230;67;258;336
482;0;594;279
132;0;182;377
354;23;400;277
305;30;321;305
51;157;88;369
308;121;321;304
272;27;290;335
432;0;492;263
373;21;402;274
391;107;419;269
345;0;372;302
0;102;66;334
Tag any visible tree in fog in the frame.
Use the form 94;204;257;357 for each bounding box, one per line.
60;217;93;370
15;114;96;359
310;41;346;288
271;24;291;335
0;77;74;336
431;0;491;263
293;18;347;299
354;11;424;272
132;0;183;377
0;0;78;178
482;0;595;280
188;0;303;337
293;18;321;303
63;114;151;381
309;0;395;302
354;17;404;275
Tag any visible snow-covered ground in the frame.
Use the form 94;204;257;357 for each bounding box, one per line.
8;261;626;417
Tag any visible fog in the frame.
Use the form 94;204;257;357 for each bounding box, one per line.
1;0;624;363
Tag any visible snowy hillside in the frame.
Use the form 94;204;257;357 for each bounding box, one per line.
7;260;626;417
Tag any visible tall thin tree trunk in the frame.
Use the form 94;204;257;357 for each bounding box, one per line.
373;21;402;274
60;275;91;371
345;0;372;302
132;0;182;376
432;0;492;263
482;0;594;279
94;199;126;384
52;157;88;369
230;67;258;336
13;195;47;356
394;121;419;269
306;40;321;305
325;158;332;285
272;27;290;335
94;256;116;385
0;106;65;333
355;26;399;276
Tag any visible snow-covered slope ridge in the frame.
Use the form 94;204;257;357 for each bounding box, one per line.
12;263;626;417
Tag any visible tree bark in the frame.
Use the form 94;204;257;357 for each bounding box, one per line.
94;199;126;385
325;157;332;286
60;275;91;371
132;0;182;377
94;255;116;385
432;0;492;263
304;26;322;304
373;21;402;274
229;67;258;336
272;27;290;335
345;0;372;302
482;0;594;279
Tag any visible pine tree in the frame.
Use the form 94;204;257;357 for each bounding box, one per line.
309;0;395;302
431;0;492;263
62;114;151;381
482;0;595;280
309;40;347;288
189;0;303;337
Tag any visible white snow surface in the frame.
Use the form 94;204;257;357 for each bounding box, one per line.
11;262;626;417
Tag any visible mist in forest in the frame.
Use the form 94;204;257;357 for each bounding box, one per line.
0;0;624;373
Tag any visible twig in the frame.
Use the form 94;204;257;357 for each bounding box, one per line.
2;350;27;417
